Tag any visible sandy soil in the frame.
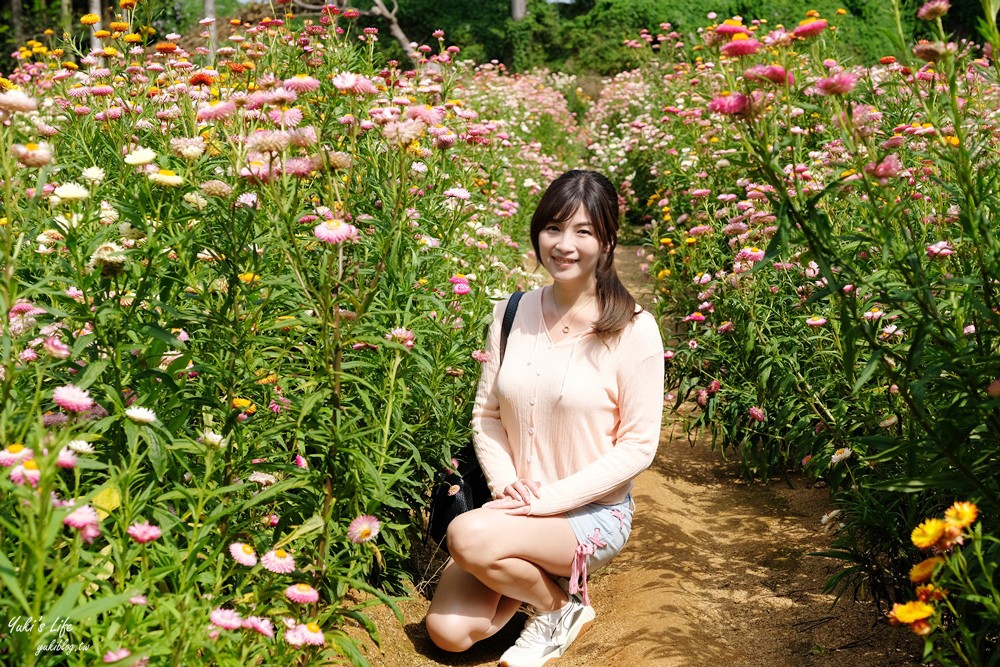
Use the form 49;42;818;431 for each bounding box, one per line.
346;247;925;667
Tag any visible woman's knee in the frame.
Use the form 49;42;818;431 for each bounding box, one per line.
446;510;498;569
425;612;476;652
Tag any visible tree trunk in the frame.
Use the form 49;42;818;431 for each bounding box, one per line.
60;0;71;46
511;0;527;21
368;0;417;61
89;0;101;53
205;0;217;63
12;0;25;46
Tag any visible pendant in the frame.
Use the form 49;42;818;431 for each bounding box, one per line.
562;325;570;334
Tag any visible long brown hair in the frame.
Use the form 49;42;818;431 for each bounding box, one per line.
530;170;638;342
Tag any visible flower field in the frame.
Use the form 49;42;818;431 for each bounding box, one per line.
0;7;580;664
2;0;999;665
581;3;998;663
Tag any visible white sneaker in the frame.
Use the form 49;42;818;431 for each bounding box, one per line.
498;597;595;667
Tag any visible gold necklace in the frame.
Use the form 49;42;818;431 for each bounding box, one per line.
551;289;596;334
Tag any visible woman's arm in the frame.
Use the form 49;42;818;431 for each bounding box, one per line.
471;298;520;497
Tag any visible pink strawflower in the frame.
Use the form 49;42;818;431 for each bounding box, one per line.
815;72;859;96
385;328;415;350
210;608;243;630
443;187;471;200
0;444;33;467
285;583;319;604
347;514;380;543
196;100;236;122
43;337;71;359
53;384;94;413
229;542;258;566
749;407;767;422
103;648;131;663
313;219;359;244
64;504;101;543
792;19;828;39
130;594;147;605
286;621;325;646
926;241;954;258
806;316;828;327
864;154;903;184
282;74;321;92
453;282;471;295
736;246;766;262
10;460;41;487
243;615;275;638
127;521;162;543
261;548;296;574
707;93;749;115
331;72;379;95
472;350;492;363
56;447;78;469
917;0;950;20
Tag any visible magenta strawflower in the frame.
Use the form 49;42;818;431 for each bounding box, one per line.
53;384;95;413
261;548;296;574
209;608;243;630
56;447;78;469
347;514;380;543
926;241;954;258
285;583;320;604
229;542;258;566
806;316;828;327
127;521;162;543
749;407;767;422
815;72;859;96
707;93;749;115
443;187;471;200
792;19;828;39
720;35;762;57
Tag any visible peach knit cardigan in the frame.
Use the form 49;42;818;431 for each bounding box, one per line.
472;288;665;516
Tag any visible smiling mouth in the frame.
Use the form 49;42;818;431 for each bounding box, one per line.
552;257;576;266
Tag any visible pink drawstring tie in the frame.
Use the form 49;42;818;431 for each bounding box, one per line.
567;529;607;607
610;509;626;530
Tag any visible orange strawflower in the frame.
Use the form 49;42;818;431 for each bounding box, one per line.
916;584;947;602
911;518;947;550
81;13;100;25
909;556;944;583
945;501;978;529
888;600;934;625
155;42;178;53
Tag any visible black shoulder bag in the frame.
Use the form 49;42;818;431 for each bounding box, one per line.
428;291;524;551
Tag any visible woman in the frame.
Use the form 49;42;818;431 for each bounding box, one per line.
425;170;665;667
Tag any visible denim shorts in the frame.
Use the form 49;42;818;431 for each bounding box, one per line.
566;495;634;577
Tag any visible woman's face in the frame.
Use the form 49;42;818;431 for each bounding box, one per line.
538;205;603;288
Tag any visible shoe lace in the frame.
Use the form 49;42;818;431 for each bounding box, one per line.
514;607;560;648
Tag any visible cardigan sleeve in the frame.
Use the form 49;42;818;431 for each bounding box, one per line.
471;297;520;497
527;313;665;516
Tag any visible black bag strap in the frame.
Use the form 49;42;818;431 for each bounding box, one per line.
499;291;523;365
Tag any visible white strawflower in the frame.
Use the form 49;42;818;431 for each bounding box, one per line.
68;439;95;454
125;406;157;423
201;430;225;447
148;169;184;187
82;166;106;184
183;192;209;210
124;146;157;165
53;182;90;201
99;200;119;225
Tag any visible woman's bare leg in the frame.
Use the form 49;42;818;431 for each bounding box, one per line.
425;509;579;652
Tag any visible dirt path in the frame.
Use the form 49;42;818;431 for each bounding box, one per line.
351;247;923;667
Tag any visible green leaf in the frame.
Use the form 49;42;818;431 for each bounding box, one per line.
328;632;371;667
0;550;32;616
273;515;325;550
851;350;883;395
44;581;85;623
76;360;110;390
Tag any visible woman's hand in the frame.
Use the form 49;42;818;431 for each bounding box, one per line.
481;496;532;516
499;479;542;504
